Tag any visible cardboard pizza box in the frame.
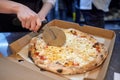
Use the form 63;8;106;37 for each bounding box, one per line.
0;57;68;80
8;19;116;80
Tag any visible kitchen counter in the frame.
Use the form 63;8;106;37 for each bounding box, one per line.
0;30;120;80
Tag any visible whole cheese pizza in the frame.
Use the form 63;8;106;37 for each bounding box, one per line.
28;27;108;75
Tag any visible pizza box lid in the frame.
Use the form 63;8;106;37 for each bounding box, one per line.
8;19;116;80
0;57;69;80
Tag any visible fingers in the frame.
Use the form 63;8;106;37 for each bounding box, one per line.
29;15;41;32
34;17;41;32
20;14;41;32
16;5;42;32
21;19;26;28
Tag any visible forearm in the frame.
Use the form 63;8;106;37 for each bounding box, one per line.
38;2;53;20
0;0;53;31
0;0;24;14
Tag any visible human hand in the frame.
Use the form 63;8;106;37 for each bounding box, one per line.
16;5;41;32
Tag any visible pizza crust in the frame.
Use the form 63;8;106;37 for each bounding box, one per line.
28;28;108;75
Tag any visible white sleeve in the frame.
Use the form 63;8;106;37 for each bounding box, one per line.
42;0;56;5
93;0;111;12
80;0;92;10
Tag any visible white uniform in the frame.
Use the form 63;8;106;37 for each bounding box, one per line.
79;0;111;12
42;0;56;5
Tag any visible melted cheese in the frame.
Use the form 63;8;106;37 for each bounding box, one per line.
35;28;98;67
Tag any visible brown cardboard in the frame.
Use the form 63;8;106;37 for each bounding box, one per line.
0;53;3;57
9;19;116;80
0;57;68;80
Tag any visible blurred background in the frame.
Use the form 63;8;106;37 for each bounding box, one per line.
47;0;120;30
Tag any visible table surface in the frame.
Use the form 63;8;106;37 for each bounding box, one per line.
0;30;120;80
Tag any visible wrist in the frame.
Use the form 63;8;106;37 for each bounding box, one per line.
38;12;46;21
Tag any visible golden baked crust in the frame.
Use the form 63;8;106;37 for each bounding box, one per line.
28;28;108;75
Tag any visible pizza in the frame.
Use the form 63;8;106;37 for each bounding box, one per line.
28;27;108;75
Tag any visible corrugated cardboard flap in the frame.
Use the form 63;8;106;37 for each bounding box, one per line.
9;32;38;55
